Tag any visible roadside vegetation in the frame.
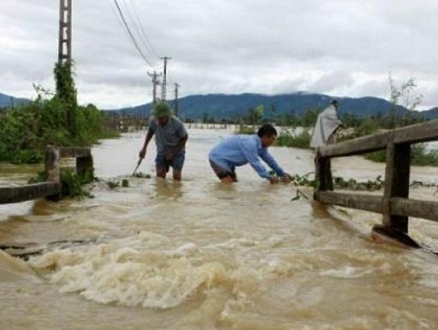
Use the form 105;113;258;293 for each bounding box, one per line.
0;61;119;198
0;61;118;165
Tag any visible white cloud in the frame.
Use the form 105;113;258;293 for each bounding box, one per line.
1;0;438;110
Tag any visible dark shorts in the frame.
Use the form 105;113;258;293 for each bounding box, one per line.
209;160;236;180
156;150;185;172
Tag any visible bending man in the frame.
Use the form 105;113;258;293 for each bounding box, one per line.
208;124;290;183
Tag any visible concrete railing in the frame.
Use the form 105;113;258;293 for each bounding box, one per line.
0;146;93;204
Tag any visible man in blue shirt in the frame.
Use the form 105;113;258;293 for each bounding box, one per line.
139;102;188;180
209;124;290;183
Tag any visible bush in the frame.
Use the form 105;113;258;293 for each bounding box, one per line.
236;125;256;134
276;129;311;149
0;98;110;163
363;144;438;166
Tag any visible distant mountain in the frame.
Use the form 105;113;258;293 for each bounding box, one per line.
3;90;438;120
0;92;30;108
423;107;438;119
108;92;438;120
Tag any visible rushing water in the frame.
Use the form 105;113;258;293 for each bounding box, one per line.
1;126;438;330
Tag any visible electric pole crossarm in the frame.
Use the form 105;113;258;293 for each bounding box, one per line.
147;71;162;105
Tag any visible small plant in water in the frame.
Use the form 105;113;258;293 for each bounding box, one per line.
133;172;151;178
29;168;94;199
106;181;120;189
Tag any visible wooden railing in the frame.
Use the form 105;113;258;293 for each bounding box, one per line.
314;119;438;247
0;146;93;204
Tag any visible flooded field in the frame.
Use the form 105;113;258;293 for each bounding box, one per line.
1;127;438;329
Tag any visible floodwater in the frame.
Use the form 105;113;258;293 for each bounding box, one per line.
1;126;438;330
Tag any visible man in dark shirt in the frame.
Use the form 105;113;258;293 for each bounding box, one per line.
139;102;188;180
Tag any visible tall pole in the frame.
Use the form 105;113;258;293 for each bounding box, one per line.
174;83;180;117
58;0;72;66
58;0;76;136
160;56;171;101
147;71;162;105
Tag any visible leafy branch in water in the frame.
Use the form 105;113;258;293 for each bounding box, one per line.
132;172;152;178
29;168;95;200
288;173;384;191
60;168;94;199
289;172;438;202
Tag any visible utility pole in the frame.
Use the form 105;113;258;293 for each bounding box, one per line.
58;0;76;137
160;56;171;101
174;83;180;117
58;0;72;66
147;71;162;105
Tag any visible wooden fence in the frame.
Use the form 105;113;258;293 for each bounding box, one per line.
0;146;93;204
314;119;438;247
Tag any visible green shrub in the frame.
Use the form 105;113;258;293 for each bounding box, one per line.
364;144;438;166
236;125;255;134
28;168;95;199
276;129;311;149
411;144;438;166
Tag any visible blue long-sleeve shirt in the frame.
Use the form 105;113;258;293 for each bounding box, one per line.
208;134;286;180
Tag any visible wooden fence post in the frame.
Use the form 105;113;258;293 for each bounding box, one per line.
382;142;410;232
314;150;333;192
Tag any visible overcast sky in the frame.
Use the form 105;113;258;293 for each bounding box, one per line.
1;0;438;110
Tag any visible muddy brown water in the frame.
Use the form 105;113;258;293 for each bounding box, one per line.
1;126;438;329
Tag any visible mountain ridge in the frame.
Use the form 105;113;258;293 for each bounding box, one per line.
109;92;438;120
0;92;30;108
2;91;438;120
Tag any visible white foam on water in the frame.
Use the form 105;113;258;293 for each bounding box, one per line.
319;265;374;279
29;242;228;309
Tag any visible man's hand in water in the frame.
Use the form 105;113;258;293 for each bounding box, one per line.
269;175;279;184
281;174;291;183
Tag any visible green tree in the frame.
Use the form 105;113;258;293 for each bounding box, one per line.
386;72;423;128
301;108;319;127
54;60;78;137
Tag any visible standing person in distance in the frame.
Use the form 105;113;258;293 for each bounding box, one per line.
309;99;345;191
310;99;345;148
139;101;188;181
208;124;291;184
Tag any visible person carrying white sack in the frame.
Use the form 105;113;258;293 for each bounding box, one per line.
310;99;345;148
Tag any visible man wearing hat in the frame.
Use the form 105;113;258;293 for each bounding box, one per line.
139;101;188;180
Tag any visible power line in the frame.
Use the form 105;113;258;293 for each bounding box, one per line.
112;0;156;67
109;0;180;106
126;0;160;60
